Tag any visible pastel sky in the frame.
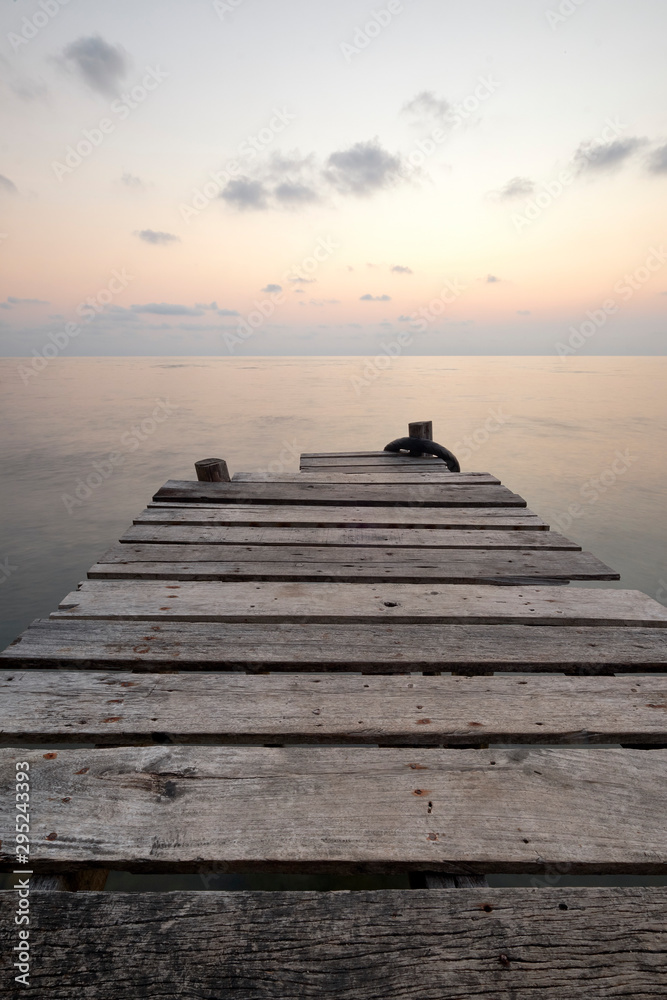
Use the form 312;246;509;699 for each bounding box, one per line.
1;0;666;356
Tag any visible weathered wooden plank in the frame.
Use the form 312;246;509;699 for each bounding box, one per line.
301;452;444;461
51;581;667;626
1;888;664;999
137;505;548;529
2;670;666;745
88;547;618;583
152;480;527;508
301;455;449;468
303;464;466;474
107;541;585;562
5;620;667;672
301;450;443;458
123;524;577;549
1;746;666;872
234;471;501;484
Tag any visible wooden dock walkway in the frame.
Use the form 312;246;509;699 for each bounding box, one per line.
1;429;666;997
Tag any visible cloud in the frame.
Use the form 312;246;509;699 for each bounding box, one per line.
397;315;411;321
307;299;340;306
517;309;531;315
220;178;269;210
274;181;319;206
61;36;130;97
402;90;451;125
391;265;413;274
0;174;18;195
103;305;137;322
259;152;322;209
486;275;501;283
495;176;535;200
647;143;667;174
192;301;239;316
324;140;403;196
10;78;49;102
574;137;645;172
6;296;49;305
360;293;391;301
134;229;181;246
121;172;146;189
261;284;283;294
215;142;405;212
290;277;316;285
132;303;204;316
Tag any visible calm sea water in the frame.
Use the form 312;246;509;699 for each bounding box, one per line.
1;356;665;890
1;356;665;647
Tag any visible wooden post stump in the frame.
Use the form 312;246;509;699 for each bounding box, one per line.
195;458;230;482
408;421;433;441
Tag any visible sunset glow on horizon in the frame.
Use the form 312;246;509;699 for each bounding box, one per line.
1;0;666;356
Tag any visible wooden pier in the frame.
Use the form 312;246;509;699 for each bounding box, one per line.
1;426;667;997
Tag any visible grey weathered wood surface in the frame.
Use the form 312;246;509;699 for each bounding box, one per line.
419;872;488;887
1;888;664;999
137;505;548;528
300;455;455;469
2;670;666;745
1;746;665;872
51;581;667;625
302;464;494;474
234;471;501;484
88;546;617;583
408;420;433;439
152;480;527;507
302;452;443;462
4;620;667;672
123;524;578;548
302;451;443;458
194;457;230;482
